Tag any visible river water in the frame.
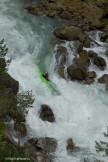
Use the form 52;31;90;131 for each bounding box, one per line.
0;0;108;162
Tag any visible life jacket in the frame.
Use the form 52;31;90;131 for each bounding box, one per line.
43;73;48;78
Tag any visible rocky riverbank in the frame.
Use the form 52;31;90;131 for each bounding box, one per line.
26;0;108;29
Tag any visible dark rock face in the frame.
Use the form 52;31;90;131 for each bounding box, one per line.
39;104;55;122
98;74;108;84
14;122;27;136
88;50;97;58
55;46;67;66
77;44;83;53
85;78;95;85
66;138;79;152
67;53;89;80
93;56;106;70
106;83;108;91
57;66;65;79
79;50;90;67
100;31;108;42
87;71;96;79
54;26;81;41
25;137;57;162
0;73;19;94
36;137;57;153
54;26;91;47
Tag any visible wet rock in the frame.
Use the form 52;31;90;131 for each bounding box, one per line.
25;137;57;162
93;56;106;70
78;33;91;48
54;26;81;41
50;38;63;46
36;137;57;153
100;31;108;42
60;11;73;19
55;46;67;66
88;50;98;58
0;73;19;94
87;71;96;79
14;122;27;136
85;78;95;85
66;138;79;152
57;66;65;79
77;44;83;53
98;74;108;84
67;58;87;80
39;104;55;122
79;50;90;67
105;51;108;57
105;83;108;91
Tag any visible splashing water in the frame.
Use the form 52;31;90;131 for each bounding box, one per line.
0;0;108;161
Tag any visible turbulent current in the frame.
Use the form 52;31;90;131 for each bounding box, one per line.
0;0;108;162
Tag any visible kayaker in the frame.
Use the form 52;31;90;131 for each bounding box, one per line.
42;72;50;81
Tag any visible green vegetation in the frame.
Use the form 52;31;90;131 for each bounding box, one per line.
0;40;34;162
102;18;108;25
95;126;108;156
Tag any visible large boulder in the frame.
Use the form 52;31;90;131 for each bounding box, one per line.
14;122;27;136
88;50;98;58
36;137;57;153
39;104;55;122
98;74;108;84
100;31;108;42
87;71;96;79
93;56;106;70
79;50;90;67
25;137;57;162
78;33;91;48
54;26;81;41
0;73;19;94
66;138;79;152
67;54;89;81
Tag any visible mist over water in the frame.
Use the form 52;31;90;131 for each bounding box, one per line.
0;0;108;162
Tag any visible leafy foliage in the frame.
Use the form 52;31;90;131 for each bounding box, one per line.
95;126;108;156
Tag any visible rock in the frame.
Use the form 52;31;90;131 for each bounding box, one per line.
25;137;57;162
59;11;73;19
85;78;95;85
79;50;90;67
83;37;91;48
88;50;98;58
50;38;62;46
57;66;65;79
67;58;87;80
14;122;27;136
36;137;57;153
39;104;55;122
66;138;79;152
0;58;6;75
54;26;81;41
100;31;108;42
77;44;83;53
55;46;67;66
105;51;108;57
98;74;108;84
0;73;19;94
78;33;91;48
105;84;108;91
87;71;96;79
93;56;106;70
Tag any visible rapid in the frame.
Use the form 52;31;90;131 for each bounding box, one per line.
0;0;108;161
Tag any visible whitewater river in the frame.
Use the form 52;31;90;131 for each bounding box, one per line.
0;0;108;161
